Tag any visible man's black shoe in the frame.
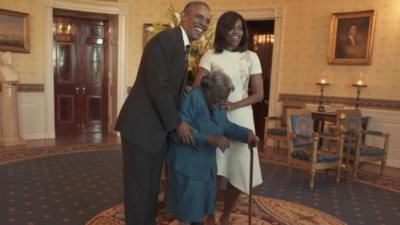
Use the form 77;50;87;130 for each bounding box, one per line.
190;223;204;225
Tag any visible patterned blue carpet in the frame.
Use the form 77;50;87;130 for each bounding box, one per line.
253;163;400;225
0;149;399;225
0;150;123;225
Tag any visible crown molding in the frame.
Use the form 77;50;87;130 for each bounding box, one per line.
45;0;128;15
212;7;283;20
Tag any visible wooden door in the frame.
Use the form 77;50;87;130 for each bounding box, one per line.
54;16;108;134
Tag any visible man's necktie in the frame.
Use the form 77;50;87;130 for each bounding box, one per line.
185;45;190;70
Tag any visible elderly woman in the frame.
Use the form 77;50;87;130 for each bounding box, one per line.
167;71;259;225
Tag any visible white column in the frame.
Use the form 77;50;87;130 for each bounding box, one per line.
0;82;26;146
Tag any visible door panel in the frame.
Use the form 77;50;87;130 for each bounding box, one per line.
85;96;102;132
54;16;108;134
87;46;103;83
81;21;107;132
54;20;81;133
57;95;75;123
56;43;76;83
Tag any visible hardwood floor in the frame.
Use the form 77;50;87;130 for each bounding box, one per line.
0;132;120;152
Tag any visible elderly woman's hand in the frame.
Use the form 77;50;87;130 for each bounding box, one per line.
247;132;259;148
177;121;196;146
207;135;230;151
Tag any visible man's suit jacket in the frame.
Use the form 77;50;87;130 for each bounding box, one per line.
115;27;187;154
167;88;250;181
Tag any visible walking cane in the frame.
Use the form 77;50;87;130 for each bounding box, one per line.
248;143;255;225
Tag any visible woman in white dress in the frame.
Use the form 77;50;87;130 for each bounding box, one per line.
193;11;264;225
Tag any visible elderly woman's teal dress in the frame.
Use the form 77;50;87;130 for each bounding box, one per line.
166;87;250;223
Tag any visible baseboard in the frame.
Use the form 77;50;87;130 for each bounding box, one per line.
22;132;48;140
359;162;400;178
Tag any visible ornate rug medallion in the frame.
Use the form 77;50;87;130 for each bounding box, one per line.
254;197;346;225
86;195;346;225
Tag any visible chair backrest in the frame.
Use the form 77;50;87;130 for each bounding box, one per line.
336;109;362;132
336;109;362;143
280;101;306;127
286;108;314;148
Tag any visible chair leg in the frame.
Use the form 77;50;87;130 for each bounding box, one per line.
310;168;316;189
353;159;359;178
346;149;350;167
336;165;341;184
277;141;280;155
380;159;386;176
272;139;277;154
287;163;293;181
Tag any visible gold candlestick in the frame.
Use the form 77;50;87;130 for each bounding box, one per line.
352;83;367;108
316;80;330;112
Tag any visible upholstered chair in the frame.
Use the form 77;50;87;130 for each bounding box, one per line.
264;101;305;154
286;108;344;189
335;109;390;178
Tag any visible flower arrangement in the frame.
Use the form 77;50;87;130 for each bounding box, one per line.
147;1;215;85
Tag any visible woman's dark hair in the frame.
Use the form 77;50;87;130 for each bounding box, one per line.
214;11;249;53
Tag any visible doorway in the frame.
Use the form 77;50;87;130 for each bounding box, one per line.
53;10;109;135
247;20;275;140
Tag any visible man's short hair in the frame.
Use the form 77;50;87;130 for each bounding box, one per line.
183;1;210;13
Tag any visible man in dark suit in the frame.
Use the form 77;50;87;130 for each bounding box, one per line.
114;1;211;225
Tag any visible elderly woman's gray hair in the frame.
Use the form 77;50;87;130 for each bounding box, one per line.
200;71;235;103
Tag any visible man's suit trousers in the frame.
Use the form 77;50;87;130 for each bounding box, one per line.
122;138;165;225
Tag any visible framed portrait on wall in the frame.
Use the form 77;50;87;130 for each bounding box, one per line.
0;9;30;53
327;10;376;65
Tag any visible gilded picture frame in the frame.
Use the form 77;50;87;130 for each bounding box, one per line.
0;9;30;53
328;10;375;65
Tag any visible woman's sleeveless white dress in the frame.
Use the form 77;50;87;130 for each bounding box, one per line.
199;49;263;194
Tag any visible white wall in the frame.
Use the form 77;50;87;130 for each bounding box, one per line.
362;108;400;168
18;93;47;140
0;92;47;141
